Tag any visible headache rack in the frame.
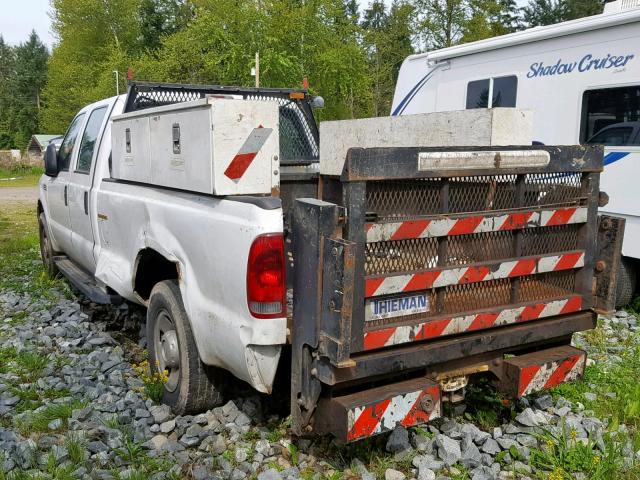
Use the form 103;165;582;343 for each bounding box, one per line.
290;144;624;442
123;81;320;164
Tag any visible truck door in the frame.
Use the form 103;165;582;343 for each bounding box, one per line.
45;113;86;255
66;104;110;272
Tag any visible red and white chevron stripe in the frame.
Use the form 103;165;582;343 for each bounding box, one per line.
347;384;441;441
363;296;582;350
517;352;586;397
365;252;584;298
365;207;587;243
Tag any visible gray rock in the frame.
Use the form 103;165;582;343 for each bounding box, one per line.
144;434;168;450
149;404;172;424
461;436;482;468
412;432;434;454
584;392;597;402
515;408;548;427
435;434;461;466
185;424;203;437
235;412;252;426
47;418;63;430
386;426;411;453
515;434;537;447
534;395;553;410
87;440;109;454
481;438;501;455
160;419;176;433
418;468;436;480
413;454;445;472
471;465;496;480
385;469;406;480
255;439;271;456
496;438;518;450
258;469;283;480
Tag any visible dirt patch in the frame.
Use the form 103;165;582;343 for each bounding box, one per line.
0;186;39;203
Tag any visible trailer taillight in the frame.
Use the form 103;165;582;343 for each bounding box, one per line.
247;233;286;319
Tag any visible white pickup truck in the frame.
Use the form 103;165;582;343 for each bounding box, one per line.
38;83;320;414
38;82;623;442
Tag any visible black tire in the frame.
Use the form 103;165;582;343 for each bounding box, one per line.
38;213;59;278
147;280;224;414
616;257;637;308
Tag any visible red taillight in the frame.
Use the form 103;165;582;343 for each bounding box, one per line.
247;233;286;319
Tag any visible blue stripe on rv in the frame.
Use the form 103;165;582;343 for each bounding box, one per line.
603;151;631;166
391;70;436;116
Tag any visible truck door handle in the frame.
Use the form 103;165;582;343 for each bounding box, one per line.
84;191;88;215
64;185;68;206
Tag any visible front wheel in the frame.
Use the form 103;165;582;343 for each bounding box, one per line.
38;213;59;278
147;280;224;414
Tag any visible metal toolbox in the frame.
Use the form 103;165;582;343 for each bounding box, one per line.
111;97;280;195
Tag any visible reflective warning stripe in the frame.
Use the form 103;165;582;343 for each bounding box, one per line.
347;385;441;441
224;126;273;180
518;353;585;397
365;207;587;243
365;252;585;297
363;296;582;350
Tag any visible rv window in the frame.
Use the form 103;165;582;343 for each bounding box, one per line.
492;76;517;108
466;76;517;109
466;79;490;109
581;86;640;143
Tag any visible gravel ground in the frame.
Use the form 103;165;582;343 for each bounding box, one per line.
0;284;638;480
0;186;39;203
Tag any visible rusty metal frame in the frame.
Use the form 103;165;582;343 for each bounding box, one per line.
594;215;626;315
290;144;609;439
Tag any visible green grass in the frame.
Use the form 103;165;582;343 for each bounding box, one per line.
14;399;86;435
529;424;638;480
0;202;69;300
0;164;43;188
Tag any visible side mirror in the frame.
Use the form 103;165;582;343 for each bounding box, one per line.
311;96;325;109
44;143;59;177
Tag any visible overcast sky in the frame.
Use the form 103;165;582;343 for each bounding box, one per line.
1;0;55;48
2;0;531;50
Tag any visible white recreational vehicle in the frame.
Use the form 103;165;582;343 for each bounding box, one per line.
392;0;640;304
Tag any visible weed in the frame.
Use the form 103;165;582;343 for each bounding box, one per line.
130;358;168;403
529;422;638;479
289;443;299;465
65;433;86;465
115;436;145;465
459;377;514;430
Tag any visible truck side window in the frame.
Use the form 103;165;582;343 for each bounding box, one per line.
580;86;640;144
466;79;490;109
492;76;517;108
58;113;86;171
77;106;108;173
467;76;518;109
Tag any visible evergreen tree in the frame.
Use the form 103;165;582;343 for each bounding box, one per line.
1;32;49;149
0;36;15;149
139;0;192;51
566;0;604;19
415;0;468;49
362;0;414;115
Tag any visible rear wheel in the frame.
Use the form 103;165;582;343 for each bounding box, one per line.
615;257;637;308
38;213;59;278
147;280;224;414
